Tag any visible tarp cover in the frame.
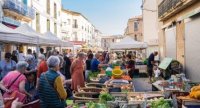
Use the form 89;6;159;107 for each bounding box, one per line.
110;36;148;50
15;23;48;45
0;23;37;44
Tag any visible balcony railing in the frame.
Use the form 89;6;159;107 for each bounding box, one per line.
158;0;182;17
3;0;35;19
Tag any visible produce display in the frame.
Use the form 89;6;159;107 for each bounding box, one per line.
129;94;144;101
99;92;114;104
189;85;200;99
89;72;100;82
149;97;172;108
111;75;132;81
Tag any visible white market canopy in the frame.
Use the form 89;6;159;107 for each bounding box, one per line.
110;36;148;50
0;23;37;44
43;31;62;47
15;23;48;45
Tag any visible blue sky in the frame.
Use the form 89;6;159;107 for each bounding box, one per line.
62;0;142;35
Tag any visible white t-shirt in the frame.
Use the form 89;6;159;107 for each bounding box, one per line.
18;53;25;61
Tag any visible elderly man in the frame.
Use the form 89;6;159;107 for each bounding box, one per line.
147;51;158;83
38;56;67;108
91;53;108;72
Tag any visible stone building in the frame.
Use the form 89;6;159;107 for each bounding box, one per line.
124;15;143;42
157;0;200;81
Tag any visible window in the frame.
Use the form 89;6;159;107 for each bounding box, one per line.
74;32;78;41
63;22;67;26
67;19;70;25
54;3;57;19
47;19;50;31
47;0;50;14
36;13;40;32
54;23;57;35
134;21;138;31
134;35;137;41
72;19;78;28
112;39;114;42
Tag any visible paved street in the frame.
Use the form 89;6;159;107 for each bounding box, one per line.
133;78;152;92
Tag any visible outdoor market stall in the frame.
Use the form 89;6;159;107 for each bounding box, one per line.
110;36;148;50
0;23;37;44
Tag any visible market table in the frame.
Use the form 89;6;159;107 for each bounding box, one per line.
152;80;181;92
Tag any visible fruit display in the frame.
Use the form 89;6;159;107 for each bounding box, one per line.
111;75;132;80
128;94;144;101
121;85;132;92
189;85;200;99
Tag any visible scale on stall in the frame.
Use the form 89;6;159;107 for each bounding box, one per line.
158;58;182;80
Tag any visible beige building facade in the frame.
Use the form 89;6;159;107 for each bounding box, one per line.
142;0;159;58
101;35;124;51
158;0;200;81
124;15;143;42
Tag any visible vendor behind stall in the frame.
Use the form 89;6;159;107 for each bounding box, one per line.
147;51;158;83
125;54;135;78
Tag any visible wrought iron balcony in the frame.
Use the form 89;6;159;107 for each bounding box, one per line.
158;0;182;17
3;0;35;20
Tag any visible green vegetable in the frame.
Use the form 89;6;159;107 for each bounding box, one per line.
86;101;106;108
99;92;114;104
89;72;100;80
150;98;172;108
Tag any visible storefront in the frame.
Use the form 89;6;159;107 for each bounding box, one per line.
184;13;200;82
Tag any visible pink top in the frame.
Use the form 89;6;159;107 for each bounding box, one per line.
2;71;26;92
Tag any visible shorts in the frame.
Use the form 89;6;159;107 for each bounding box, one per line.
147;67;153;77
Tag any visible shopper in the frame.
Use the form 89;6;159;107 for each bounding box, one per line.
63;55;72;79
36;54;48;88
1;61;31;102
0;52;17;79
85;53;93;81
38;56;67;108
26;49;37;71
11;50;18;63
126;54;135;78
71;52;85;91
91;53;108;72
147;51;158;83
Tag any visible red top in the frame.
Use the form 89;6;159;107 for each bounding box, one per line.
37;60;48;78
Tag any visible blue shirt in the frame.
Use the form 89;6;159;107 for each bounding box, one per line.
0;60;16;78
91;58;100;72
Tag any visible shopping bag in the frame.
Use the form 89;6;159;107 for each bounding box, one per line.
4;91;26;108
